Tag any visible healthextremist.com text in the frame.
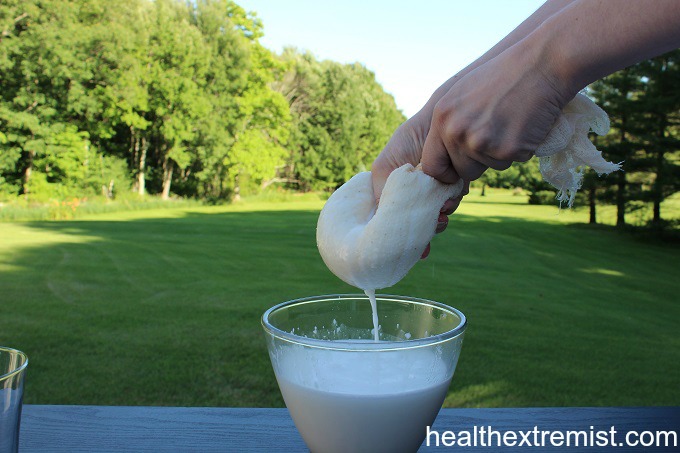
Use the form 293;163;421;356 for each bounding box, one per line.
426;425;677;448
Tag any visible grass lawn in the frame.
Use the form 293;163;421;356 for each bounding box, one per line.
1;190;678;408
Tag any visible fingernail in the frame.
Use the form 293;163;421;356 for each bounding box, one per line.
420;243;431;259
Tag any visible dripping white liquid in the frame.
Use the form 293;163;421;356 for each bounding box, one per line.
364;289;380;341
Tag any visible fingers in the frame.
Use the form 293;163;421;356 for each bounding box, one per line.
436;180;469;233
421;111;489;183
421;140;487;182
440;198;459;216
419;55;561;185
420;129;461;184
426;180;470;258
462;180;471;196
435;213;448;233
452;153;489;181
440;182;467;215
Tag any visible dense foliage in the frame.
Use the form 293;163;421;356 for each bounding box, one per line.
588;51;680;228
1;1;677;228
0;0;405;202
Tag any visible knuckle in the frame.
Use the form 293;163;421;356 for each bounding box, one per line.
432;101;467;143
467;129;493;156
431;102;452;131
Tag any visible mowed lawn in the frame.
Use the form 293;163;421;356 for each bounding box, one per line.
1;191;678;408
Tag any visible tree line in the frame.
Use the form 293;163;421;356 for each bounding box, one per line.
0;0;404;202
588;52;679;228
1;1;677;228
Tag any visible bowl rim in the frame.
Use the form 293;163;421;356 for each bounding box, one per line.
0;346;28;382
261;294;467;351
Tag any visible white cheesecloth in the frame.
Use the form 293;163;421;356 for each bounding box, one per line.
317;93;620;291
536;93;620;206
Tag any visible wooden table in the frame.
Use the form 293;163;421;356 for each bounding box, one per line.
19;405;679;452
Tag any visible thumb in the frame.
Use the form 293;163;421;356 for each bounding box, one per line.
371;144;418;202
371;117;430;201
371;154;391;203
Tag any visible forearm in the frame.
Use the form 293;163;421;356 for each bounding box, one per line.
531;0;680;98
414;0;575;122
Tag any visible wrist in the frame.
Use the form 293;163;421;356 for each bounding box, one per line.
524;15;582;106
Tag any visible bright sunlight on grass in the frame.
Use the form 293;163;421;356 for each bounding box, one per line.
1;190;678;408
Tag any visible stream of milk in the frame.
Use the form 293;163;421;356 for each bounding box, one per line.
364;289;380;341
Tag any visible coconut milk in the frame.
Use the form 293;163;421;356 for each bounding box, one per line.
272;345;451;453
364;289;380;341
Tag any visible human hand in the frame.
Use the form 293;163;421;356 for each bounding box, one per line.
371;113;429;201
371;113;468;259
420;42;574;184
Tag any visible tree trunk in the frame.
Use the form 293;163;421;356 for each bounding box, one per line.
615;126;627;227
162;157;173;200
651;119;666;227
137;137;147;196
233;173;241;202
616;170;626;227
21;149;35;199
589;186;597;224
481;183;486;197
652;149;663;226
130;128;138;193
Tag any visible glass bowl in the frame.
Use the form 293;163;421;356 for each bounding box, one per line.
262;294;466;453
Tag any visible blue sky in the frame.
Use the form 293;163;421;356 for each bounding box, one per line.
237;0;545;117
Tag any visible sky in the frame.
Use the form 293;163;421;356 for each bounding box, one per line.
237;0;546;118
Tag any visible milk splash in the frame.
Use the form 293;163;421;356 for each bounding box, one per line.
364;289;380;341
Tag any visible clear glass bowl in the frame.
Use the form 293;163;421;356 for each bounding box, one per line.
1;347;29;453
262;294;466;453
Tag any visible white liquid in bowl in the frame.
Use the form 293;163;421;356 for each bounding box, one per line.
272;345;451;453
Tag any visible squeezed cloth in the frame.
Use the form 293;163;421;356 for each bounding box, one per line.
317;94;619;291
536;92;620;206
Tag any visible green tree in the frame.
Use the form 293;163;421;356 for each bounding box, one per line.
0;0;129;200
226;35;292;199
189;0;252;199
634;50;680;227
0;0;138;198
189;0;291;200
589;68;643;227
590;51;679;229
144;0;210;199
1;0;411;203
277;49;405;191
0;0;79;198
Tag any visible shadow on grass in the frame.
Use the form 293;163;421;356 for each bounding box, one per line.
1;209;678;408
565;221;680;245
461;199;530;207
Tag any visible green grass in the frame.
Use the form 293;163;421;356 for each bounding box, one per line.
1;190;678;408
0;195;204;221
